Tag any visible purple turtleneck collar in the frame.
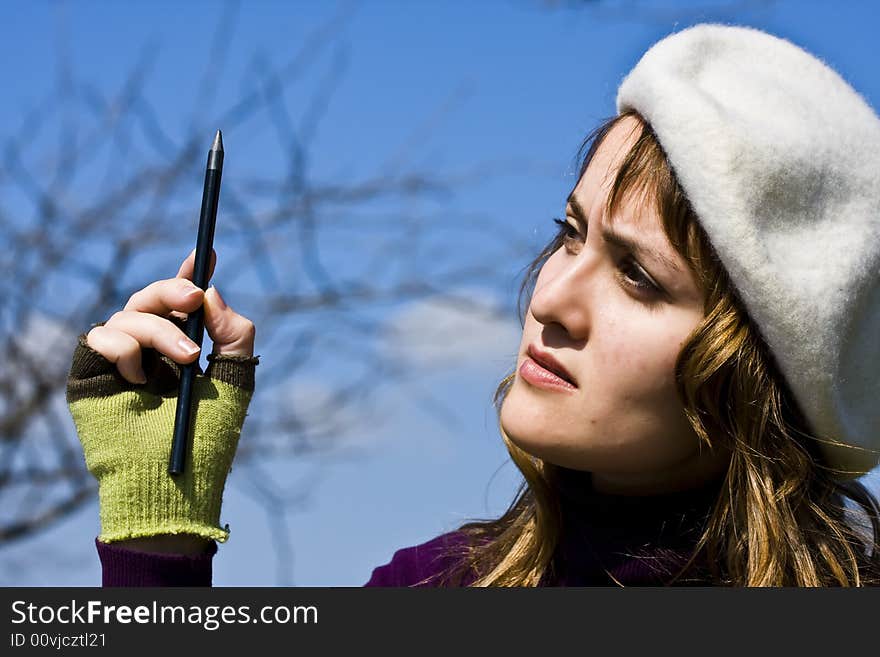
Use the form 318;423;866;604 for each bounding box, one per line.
544;467;723;586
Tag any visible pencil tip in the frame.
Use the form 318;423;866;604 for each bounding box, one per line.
212;130;224;152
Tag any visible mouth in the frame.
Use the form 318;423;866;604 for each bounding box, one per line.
526;344;578;388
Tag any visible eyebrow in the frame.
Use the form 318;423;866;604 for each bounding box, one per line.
566;196;682;275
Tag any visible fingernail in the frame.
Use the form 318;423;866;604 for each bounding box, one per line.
183;282;202;297
134;370;147;384
178;338;201;355
211;285;227;310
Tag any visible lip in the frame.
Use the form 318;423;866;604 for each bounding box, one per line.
523;344;578;390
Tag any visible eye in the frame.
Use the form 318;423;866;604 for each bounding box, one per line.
552;217;581;251
552;217;664;300
617;257;659;295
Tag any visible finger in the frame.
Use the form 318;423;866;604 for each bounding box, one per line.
123;277;205;316
104;310;202;363
203;286;255;357
177;247;217;284
86;325;148;384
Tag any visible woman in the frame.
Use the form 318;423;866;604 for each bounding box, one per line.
67;24;880;586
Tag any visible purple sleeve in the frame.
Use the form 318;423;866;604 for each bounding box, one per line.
95;538;217;587
363;530;476;587
96;530;474;587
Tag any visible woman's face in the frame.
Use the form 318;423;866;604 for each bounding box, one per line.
500;116;730;495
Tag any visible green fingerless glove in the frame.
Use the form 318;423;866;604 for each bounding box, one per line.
66;327;258;544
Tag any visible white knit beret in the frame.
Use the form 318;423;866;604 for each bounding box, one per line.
616;24;880;478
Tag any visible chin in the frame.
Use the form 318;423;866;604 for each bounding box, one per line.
498;388;528;444
501;406;560;465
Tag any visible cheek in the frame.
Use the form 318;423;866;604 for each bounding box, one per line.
582;317;695;459
600;312;690;397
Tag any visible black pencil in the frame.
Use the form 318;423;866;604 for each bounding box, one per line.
169;130;224;476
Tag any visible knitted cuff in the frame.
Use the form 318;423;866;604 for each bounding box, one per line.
67;333;259;543
96;537;217;587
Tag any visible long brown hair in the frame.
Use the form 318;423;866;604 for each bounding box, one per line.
431;111;880;586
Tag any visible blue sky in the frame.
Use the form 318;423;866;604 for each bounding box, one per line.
1;0;879;585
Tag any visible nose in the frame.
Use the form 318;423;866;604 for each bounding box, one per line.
528;248;598;341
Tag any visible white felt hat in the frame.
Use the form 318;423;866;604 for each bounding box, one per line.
616;24;880;477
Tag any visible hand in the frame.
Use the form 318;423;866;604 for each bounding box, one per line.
67;248;259;548
85;248;255;385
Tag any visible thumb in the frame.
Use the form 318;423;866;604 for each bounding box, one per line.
203;286;256;358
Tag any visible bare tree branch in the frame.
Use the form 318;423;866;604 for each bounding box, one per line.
0;1;516;580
